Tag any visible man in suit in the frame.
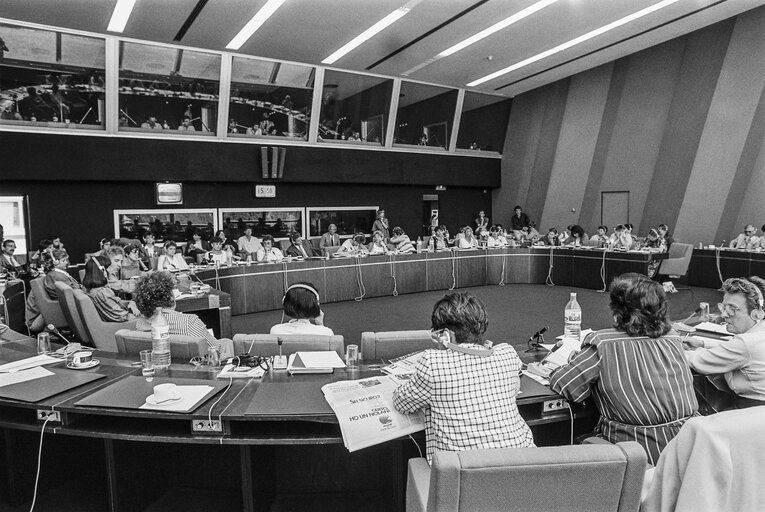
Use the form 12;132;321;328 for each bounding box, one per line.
319;224;340;250
286;232;320;258
0;239;28;278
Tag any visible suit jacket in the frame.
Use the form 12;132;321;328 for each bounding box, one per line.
185;240;211;257
320;233;341;248
0;253;27;277
286;240;319;258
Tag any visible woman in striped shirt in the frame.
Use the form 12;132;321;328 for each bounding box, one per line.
549;272;698;464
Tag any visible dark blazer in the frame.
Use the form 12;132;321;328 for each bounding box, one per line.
286;240;320;258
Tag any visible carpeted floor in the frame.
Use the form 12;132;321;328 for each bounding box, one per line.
232;283;721;348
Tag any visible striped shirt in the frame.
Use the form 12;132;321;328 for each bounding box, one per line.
549;328;698;465
136;309;217;349
393;344;534;463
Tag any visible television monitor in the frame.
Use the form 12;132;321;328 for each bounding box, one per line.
155;183;183;205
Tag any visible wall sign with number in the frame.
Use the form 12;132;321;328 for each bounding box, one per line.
255;185;276;198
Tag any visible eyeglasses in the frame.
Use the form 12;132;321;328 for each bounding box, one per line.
717;302;742;315
745;230;755;235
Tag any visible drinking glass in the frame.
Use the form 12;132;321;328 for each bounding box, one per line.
345;344;359;369
36;333;51;355
140;349;155;379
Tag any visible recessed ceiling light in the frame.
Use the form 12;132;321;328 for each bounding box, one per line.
402;0;558;76
322;0;422;65
226;0;287;50
467;0;681;87
107;0;137;33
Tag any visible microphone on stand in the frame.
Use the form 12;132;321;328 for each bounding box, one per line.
46;324;84;356
527;326;548;344
524;326;548;352
47;324;73;345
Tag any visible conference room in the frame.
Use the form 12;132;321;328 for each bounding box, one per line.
2;1;765;511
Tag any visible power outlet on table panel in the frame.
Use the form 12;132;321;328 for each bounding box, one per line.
36;410;61;422
542;399;569;413
192;419;223;433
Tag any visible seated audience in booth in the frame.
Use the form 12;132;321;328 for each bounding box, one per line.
543;228;560;246
608;224;633;250
214;230;236;253
428;225;449;251
657;223;674;249
319;223;341;250
475;211;489;232
546;273;698;465
510;205;530;232
133;272;233;358
372;210;390;242
270;282;334;336
256;235;284;263
367;230;389;255
237;226;262;260
730;225;760;250
140;115;163;130
86;237;112;262
684;276;765;408
184;229;210;260
486;226;506;248
83;256;140;323
567;224;587;247
0;239;30;279
389;227;415;253
205;237;233;265
120;244;149;280
337;233;369;256
393;292;534;463
177;116;196;132
156;241;189;272
454;226;478;249
43;249;83;299
285;232;320;259
589;225;609;247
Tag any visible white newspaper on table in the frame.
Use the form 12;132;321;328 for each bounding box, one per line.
322;375;425;452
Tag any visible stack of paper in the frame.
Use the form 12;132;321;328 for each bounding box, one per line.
287;351;346;375
381;351;423;376
694;322;731;336
542;336;584;369
0;354;62;373
322;375;425;452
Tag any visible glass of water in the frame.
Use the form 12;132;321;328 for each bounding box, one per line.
140;350;155;379
36;333;51;355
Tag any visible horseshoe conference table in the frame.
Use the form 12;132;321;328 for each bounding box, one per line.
194;247;667;315
0;340;594;512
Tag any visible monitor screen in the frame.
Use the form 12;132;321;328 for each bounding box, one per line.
155;183;183;205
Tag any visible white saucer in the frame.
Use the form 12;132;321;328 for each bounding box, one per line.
145;393;182;406
66;360;100;370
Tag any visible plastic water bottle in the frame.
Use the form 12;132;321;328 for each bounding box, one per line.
151;307;171;369
416;237;422;253
564;292;582;341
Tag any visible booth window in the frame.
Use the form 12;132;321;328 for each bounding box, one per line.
394;82;457;150
118;42;220;135
0;24;106;130
456;92;511;154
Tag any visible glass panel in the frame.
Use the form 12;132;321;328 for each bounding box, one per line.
118;42;220;135
218;208;304;240
307;207;378;239
456;92;511;153
319;70;392;146
0;196;27;254
0;24;106;130
394;81;458;150
114;209;218;243
229;57;314;141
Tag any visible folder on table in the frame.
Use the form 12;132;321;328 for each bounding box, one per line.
287;351;345;375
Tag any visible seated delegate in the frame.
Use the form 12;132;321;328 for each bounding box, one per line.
256;235;284;263
205;237;232;265
83;256;140;322
367;230;389;255
319;224;341;250
547;273;698;465
453;226;478;249
389;226;415;253
337;233;369;256
133;272;233;358
270;282;333;336
684;276;765;407
43;248;83;299
428;225;449;251
286;232;320;258
157;241;189;272
730;225;760;250
237;227;263;260
120;244;149;280
393;292;534;463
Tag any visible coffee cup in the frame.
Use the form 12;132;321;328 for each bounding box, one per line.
153;383;180;403
72;351;93;367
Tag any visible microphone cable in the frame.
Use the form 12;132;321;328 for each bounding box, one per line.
408;434;423;459
449;249;457;290
388;254;398;297
545;247;555;286
354;256;366;301
715;247;724;285
207;356;237;432
29;414;54;512
498;253;506;286
598;249;608;292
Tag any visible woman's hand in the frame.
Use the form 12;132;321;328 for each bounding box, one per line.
127;301;140;316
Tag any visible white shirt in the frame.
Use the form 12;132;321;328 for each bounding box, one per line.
270;319;334;336
256;247;283;263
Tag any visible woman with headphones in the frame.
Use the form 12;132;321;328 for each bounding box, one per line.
270;282;333;335
685;276;765;407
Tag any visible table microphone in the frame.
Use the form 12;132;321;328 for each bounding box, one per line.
528;326;548;343
47;324;73;345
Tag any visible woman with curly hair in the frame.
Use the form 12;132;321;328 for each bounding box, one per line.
548;272;698;464
133;272;233;357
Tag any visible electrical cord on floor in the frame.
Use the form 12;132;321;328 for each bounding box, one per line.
389;254;398;296
408;434;423;459
29;414;54;512
545;248;555;286
354;256;366;301
566;401;574;445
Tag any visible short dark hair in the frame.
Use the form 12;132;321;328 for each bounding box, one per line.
262;234;274;244
134;272;175;317
124;244;139;256
1;239;13;249
514;206;522;211
283;282;321;319
210;236;223;245
392;226;404;236
431;292;488;344
609;273;671;338
288;232;301;243
82;255;110;290
720;276;765;313
598;225;608;232
38;239;53;252
353;233;365;244
570;225;585;238
164;241;177;250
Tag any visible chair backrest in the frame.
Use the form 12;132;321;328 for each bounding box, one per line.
667;242;693;259
360;330;433;360
660;242;694;276
29;277;68;329
71;289;136;352
114;329;205;359
54;282;91;344
322;245;340;256
232;333;344;357
642;408;765;512
419;442;646;512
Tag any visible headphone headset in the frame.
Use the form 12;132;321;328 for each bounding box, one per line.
430;329;494;357
745;279;765;321
283;283;320;304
